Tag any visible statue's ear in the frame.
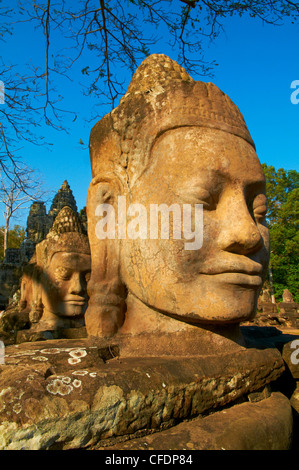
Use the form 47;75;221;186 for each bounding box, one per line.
86;174;124;217
29;264;44;324
85;176;126;338
86;175;124;248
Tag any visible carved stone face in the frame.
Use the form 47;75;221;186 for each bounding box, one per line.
120;127;270;324
41;251;91;318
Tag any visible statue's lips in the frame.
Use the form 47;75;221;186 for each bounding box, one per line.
63;296;87;305
202;262;264;286
210;272;263;286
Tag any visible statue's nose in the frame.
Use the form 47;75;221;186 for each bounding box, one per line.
217;193;263;256
69;273;85;295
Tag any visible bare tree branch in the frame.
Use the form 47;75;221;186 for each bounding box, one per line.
0;162;50;255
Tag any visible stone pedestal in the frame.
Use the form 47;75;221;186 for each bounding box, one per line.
259;301;277;315
279;302;299;328
98;393;292;450
0;330;294;450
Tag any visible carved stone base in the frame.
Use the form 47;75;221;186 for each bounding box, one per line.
97;392;292;450
0;335;292;450
15;326;87;344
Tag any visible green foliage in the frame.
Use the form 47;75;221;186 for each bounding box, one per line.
262;164;299;224
0;225;25;262
262;164;299;302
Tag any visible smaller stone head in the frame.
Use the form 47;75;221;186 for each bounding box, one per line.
32;206;91;330
282;289;293;303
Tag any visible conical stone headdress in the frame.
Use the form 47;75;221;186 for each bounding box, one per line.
89;54;255;188
36;206;90;267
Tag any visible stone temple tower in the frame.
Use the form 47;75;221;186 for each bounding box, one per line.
23;181;80;261
26;201;51;244
48;180;78;225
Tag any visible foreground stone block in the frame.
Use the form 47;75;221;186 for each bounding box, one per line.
0;337;289;450
98;392;292;451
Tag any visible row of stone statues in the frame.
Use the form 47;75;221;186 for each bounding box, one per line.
0;53;297;450
4;54;271;347
2;53;298;345
1;52;298;347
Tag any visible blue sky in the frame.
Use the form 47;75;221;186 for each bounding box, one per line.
1;5;298;228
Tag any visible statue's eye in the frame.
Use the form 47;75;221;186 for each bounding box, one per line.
195;189;216;210
179;186;216;209
55;267;72;280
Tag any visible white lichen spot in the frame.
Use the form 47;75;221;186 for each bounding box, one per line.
227;374;242;389
162;383;166;388
0;387;13;398
67;349;87;364
146;373;151;378
89;372;97;378
9;351;37;358
69;349;87;359
68;357;81;365
40;348;61;355
72;370;88;376
12;403;22;414
72;379;82;388
32;356;49;362
46;378;73;396
61;376;71;384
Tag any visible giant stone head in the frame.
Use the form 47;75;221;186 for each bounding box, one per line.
85;54;270;354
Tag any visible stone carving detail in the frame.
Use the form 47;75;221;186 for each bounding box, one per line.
21;206;91;333
26;180;80;248
26;201;52;244
85;53;270;356
283;289;294;303
48;180;78;224
0;180;85;309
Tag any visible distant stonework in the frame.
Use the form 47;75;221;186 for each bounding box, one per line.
26;201;51;244
26;180;80;249
0;180;85;308
1;206;91;343
283;289;294;303
22;206;91;334
48;180;78;224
